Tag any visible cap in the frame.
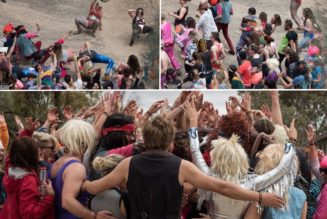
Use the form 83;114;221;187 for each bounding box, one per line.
308;45;320;57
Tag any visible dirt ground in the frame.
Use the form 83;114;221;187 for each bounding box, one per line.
162;0;323;73
0;0;159;88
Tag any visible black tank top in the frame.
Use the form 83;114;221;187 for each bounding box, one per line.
127;151;183;219
174;6;188;26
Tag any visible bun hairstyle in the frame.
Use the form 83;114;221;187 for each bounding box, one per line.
92;154;125;175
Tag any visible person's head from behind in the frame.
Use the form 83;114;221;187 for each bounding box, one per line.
192;69;200;81
166;68;177;82
143;116;175;151
197;39;207;52
127;54;140;73
303;8;314;21
32;131;58;163
210;134;249;181
92;154;125;177
284;19;293;30
95;2;102;11
189;31;198;44
10;137;39;172
100;113;135;150
271;14;282;26
53;43;63;57
219;112;251;154
259;12;267;23
211;32;220;43
64;74;72;84
122;67;136;89
288;50;299;63
161;14;166;23
239;50;247;61
227;64;237;83
192;52;202;63
55;119;97;157
173;131;190;161
256;143;299;200
186;17;196;29
248;7;256;16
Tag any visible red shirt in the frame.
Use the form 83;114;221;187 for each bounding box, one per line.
238;60;252;86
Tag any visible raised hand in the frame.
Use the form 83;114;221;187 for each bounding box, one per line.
284;119;297;141
306;123;316;145
123;100;139;118
47;107;59;125
182;99;198;127
146;100;165;116
240;93;252;113
63;106;73;120
0;113;6;124
260;105;272;120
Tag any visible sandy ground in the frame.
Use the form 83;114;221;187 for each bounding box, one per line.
162;0;323;74
0;0;159;88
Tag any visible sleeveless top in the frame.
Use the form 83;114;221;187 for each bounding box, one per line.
50;160;89;219
174;6;188;26
127;151;183;219
133;17;146;28
210;42;223;70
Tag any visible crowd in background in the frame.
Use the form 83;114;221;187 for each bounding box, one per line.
0;91;326;218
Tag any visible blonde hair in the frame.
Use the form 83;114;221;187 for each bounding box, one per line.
272;125;289;146
56;119;97;157
255;144;299;203
93;154;125;175
32;131;59;150
210;134;249;182
266;58;280;71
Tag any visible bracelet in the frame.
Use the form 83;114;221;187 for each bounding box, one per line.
102;112;110;118
258;192;263;206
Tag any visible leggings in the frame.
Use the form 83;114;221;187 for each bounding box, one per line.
217;23;235;53
91;53;115;75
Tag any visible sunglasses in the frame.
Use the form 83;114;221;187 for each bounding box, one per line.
319;168;327;174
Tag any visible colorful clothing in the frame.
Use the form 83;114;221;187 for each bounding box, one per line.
161;22;181;70
197;10;218;40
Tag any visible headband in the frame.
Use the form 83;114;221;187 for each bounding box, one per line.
102;124;136;136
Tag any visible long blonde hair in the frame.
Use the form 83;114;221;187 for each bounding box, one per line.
210;134;249;182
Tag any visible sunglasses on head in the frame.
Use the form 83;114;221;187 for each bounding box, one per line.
319;168;327;174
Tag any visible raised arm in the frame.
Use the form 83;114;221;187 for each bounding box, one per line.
270;91;283;126
83;157;130;195
6;36;16;59
180;160;284;208
128;9;136;19
90;0;97;11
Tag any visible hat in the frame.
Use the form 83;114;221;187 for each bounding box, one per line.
320;156;327;169
197;2;208;11
3;23;14;34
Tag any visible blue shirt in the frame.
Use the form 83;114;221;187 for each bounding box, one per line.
311;66;324;89
218;2;233;24
263;187;306;219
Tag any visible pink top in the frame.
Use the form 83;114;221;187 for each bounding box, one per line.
175;28;195;55
25;32;39;39
313;185;327;219
161;22;174;45
107;144;133;157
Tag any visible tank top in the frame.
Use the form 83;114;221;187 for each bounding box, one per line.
50;160;89;219
174;6;189;26
127;151;183;219
210;42;223;70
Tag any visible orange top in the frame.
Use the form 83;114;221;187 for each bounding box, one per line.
0;124;9;150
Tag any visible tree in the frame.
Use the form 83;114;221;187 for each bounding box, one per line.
247;91;327;145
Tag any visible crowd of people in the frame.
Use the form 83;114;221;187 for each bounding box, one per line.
0;91;326;218
0;0;155;90
161;0;326;89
